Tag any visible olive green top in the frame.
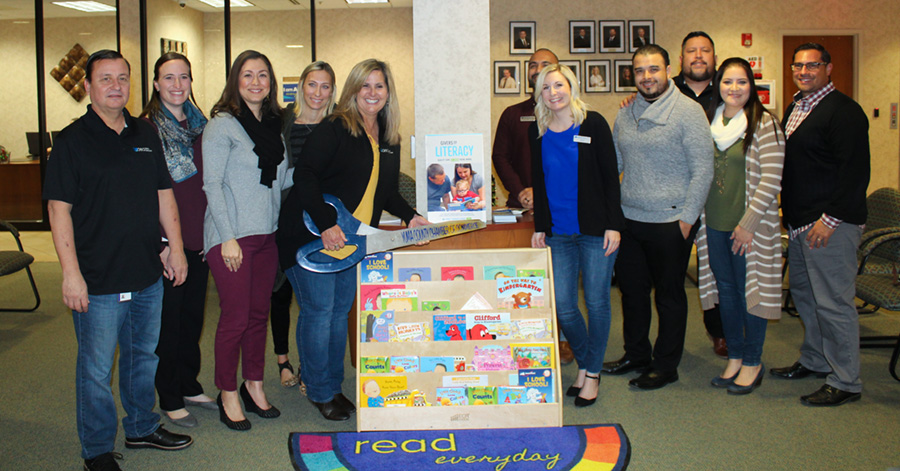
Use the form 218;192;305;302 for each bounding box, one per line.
705;117;746;231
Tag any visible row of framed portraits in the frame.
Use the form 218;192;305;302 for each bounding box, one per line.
494;59;636;95
509;20;655;55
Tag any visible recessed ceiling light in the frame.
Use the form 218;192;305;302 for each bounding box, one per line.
197;0;254;7
286;45;304;48
52;1;116;12
13;21;31;24
346;0;389;4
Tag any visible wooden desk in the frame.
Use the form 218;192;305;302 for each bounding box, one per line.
0;160;42;221
348;213;535;364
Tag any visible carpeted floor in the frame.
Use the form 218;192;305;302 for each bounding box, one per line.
1;262;899;470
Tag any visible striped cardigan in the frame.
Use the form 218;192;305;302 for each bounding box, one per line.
697;112;785;320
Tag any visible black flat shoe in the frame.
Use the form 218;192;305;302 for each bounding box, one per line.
310;398;350;421
628;369;678;390
574;374;600;407
218;393;251;431
124;425;193;450
240;382;280;418
601;357;650;375
333;393;356;415
800;384;861;407
770;361;830;380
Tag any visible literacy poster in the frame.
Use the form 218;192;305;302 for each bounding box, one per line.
423;133;489;224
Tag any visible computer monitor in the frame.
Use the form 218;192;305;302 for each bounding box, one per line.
26;132;51;158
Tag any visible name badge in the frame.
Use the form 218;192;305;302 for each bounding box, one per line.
574;135;591;144
119;292;132;302
519;116;536;122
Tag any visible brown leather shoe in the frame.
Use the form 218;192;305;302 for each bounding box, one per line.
558;341;575;365
713;338;728;359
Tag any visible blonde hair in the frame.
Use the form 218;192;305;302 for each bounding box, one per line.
533;64;587;137
295;61;337;118
332;59;400;145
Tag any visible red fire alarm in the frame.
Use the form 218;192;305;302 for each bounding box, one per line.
742;33;752;47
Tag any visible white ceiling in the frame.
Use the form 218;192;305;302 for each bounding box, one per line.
0;0;412;20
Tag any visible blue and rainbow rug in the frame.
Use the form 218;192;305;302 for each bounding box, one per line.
289;424;630;470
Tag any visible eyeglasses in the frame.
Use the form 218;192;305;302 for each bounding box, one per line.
790;62;828;72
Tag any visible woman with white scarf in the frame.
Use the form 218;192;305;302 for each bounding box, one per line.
140;52;216;427
696;58;785;395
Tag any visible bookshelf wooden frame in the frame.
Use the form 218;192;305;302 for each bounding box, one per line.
355;248;562;432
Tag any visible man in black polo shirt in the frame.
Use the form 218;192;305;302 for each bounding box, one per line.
770;43;869;407
44;50;192;471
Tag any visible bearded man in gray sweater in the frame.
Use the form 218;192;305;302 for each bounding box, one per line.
603;44;713;390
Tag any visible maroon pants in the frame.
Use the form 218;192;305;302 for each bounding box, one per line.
208;233;278;391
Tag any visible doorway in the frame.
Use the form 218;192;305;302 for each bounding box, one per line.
782;35;855;111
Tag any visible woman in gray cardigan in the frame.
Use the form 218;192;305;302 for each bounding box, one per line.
203;50;291;430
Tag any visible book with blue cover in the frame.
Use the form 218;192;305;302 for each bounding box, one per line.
433;314;466;341
361;253;393;282
518;368;554;404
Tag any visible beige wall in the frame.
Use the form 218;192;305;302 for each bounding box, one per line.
490;0;900;199
147;0;206;108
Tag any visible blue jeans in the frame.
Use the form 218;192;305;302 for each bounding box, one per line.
707;228;767;365
285;265;356;403
73;277;163;459
546;233;617;373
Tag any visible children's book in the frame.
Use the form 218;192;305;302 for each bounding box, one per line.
453;356;467;372
461;292;493;310
518;368;554;404
512;318;553;340
398;267;431;282
483;265;516;280
441;266;474;281
497;277;545;309
442;374;488;387
380;288;418;312
360;375;408;408
360;356;390;373
498;386;527;404
390;355;419;373
359;284;404;312
510;343;553;369
516;269;546;278
435;387;468;406
467;386;498;405
465;312;513;340
361;253;393;283
389;322;430;342
433;314;466;341
360;311;394;343
420;356;455;373
472;345;515;371
421;300;451;311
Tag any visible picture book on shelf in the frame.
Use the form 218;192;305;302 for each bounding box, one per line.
435;387;468;406
510;343;553;369
390;355;419;373
465;312;513;340
497;277;545;309
518;368;554;403
360;375;408;408
359;284;404;312
421;300;450;311
360;311;394;343
461;292;493;310
380;288;418;312
420;356;455;373
483;265;516;280
472;345;515;371
441;266;474;281
398;267;431;282
517;269;546;278
389;322;430;342
442;374;488;387
498;386;527;404
361;253;393;282
467;386;498;405
512;318;553;340
453;356;467;372
433;314;466;341
360;356;390;373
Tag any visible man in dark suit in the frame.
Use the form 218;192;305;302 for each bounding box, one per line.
605;28;620;48
573;28;591;48
633;27;648;48
771;43;870;407
514;29;530;49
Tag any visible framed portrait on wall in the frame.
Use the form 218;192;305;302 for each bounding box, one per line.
756;79;777;110
599;20;625;53
585;60;611;93
614;59;635;93
559;60;582;91
494;61;521;94
628;20;654;52
510;21;536;55
569;20;595;54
